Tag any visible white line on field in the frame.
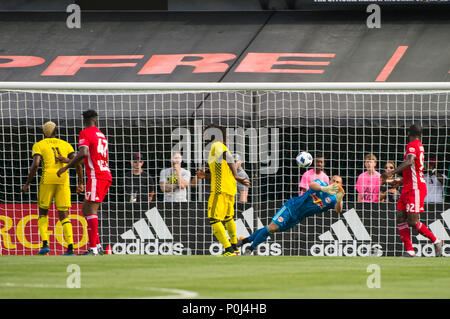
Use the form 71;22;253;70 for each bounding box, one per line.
1;282;198;299
129;287;198;299
0;282;66;288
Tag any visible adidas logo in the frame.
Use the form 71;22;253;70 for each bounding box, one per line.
235;207;265;238
311;209;383;257
318;208;371;242
209;207;282;256
414;209;450;257
112;207;184;255
417;209;450;241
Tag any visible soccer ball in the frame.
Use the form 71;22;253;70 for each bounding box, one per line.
296;151;313;168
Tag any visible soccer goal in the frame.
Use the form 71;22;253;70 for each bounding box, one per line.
1;82;449;256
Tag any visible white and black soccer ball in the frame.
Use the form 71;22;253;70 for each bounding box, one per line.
296;151;313;168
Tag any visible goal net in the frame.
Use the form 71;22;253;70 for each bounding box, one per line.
1;83;449;257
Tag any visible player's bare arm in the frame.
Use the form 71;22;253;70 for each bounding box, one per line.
335;186;345;214
196;163;211;180
57;146;88;177
226;151;250;187
22;154;41;193
56;155;70;163
382;154;415;182
68;152;84;194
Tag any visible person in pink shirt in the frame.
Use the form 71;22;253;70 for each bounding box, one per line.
299;154;330;196
355;154;381;202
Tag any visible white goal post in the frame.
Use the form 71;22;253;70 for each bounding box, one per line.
1;82;449;257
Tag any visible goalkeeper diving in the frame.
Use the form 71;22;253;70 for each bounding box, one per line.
237;176;345;255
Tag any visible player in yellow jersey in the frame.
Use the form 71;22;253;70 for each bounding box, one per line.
196;124;251;257
22;121;83;255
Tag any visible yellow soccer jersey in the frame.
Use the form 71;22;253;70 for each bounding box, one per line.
208;141;236;196
31;138;75;184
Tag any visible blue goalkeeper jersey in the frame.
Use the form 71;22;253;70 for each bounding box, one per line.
276;179;338;221
272;179;341;232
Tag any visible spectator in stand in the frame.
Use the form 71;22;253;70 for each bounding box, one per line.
234;153;250;203
379;161;402;203
125;152;155;203
299;153;329;196
355;153;381;202
424;157;447;203
160;152;191;202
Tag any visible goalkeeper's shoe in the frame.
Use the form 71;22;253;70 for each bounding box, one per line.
321;184;339;195
236;237;249;248
242;247;254;256
37;246;50;255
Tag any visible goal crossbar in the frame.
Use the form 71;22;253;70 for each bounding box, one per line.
0;82;450;91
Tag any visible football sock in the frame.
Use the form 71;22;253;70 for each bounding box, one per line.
38;215;49;245
398;222;414;254
239;237;250;245
250;226;271;250
211;221;231;249
224;218;237;246
415;221;438;243
60;217;74;247
85;214;99;249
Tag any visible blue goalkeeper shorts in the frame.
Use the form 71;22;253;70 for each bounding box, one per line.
271;201;305;232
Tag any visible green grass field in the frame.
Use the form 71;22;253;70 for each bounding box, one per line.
1;255;449;299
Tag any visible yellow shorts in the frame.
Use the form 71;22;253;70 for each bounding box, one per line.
38;183;71;211
207;193;235;221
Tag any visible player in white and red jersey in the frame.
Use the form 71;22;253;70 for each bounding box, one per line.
382;124;443;257
58;110;112;255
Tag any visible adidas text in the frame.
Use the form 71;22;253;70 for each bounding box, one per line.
208;242;282;256
413;243;450;257
310;241;383;257
112;240;184;255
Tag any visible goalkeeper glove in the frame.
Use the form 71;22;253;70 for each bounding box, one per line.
321;184;338;195
336;185;345;203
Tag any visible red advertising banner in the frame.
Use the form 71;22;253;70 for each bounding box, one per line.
0;204;88;255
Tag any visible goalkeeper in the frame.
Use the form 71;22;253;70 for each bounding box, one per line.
237;176;345;255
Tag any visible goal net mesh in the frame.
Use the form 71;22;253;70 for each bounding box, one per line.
1;89;449;256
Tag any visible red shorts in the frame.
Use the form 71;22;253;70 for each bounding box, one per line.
85;178;111;203
397;188;427;214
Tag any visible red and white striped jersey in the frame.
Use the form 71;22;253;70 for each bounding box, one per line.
78;126;113;181
402;139;426;191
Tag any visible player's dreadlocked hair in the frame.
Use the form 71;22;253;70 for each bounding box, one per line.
205;123;227;144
